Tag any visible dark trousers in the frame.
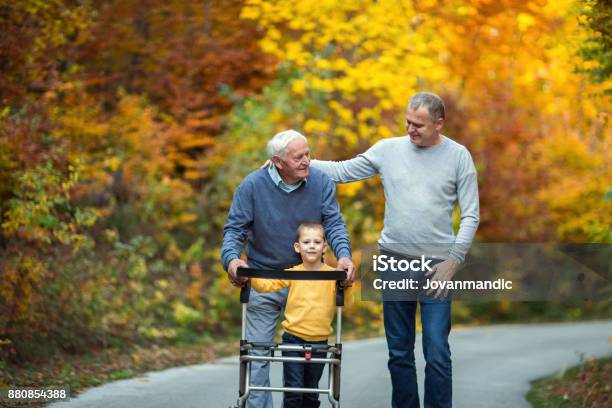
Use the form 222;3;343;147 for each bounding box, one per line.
281;332;327;408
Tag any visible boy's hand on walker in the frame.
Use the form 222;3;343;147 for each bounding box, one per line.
228;258;249;287
337;257;355;287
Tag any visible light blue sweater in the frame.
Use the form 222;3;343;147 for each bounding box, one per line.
311;136;479;262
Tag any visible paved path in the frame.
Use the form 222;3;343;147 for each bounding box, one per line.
48;321;611;408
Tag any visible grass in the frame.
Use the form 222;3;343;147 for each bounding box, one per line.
526;355;611;408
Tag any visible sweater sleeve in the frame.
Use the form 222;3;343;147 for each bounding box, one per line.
251;278;290;293
449;148;480;263
220;181;253;270
320;177;352;260
310;147;380;183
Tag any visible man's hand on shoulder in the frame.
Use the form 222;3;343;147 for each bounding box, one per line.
337;257;355;287
228;258;249;287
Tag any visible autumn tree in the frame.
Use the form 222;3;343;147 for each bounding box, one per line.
0;0;276;361
238;0;610;243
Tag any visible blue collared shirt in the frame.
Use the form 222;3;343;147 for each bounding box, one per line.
267;164;305;193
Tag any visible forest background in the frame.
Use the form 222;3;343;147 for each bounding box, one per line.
0;0;610;380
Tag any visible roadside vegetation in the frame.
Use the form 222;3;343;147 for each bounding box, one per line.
527;356;611;408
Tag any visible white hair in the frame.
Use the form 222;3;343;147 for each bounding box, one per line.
267;129;307;158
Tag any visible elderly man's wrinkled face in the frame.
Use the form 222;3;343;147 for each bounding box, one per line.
405;106;443;147
274;138;310;184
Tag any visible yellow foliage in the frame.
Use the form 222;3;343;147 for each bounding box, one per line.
304;119;330;134
241;0;609;243
239;0;455;165
517;13;536;32
336;182;362;199
291;79;307;95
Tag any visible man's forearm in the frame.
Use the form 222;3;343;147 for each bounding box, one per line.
311;156;377;183
449;211;479;263
325;218;352;260
450;150;480;263
331;240;352;260
221;221;247;271
450;212;479;263
221;182;253;270
320;181;352;260
220;243;241;271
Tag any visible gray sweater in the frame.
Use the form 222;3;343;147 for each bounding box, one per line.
311;136;479;262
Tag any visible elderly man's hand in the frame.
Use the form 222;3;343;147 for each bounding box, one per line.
424;258;459;299
228;258;249;287
337;257;355;287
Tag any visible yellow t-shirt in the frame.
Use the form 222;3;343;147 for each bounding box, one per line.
250;263;353;342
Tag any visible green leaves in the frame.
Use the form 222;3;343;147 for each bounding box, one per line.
577;0;612;92
2;160;97;247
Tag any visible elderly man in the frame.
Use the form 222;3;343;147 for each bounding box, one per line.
311;92;480;408
221;129;354;408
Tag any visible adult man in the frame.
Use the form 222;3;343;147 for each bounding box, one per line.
311;92;480;408
221;129;354;408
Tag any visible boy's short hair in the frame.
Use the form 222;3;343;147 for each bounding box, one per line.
295;221;326;242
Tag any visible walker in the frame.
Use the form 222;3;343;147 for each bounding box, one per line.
231;267;347;408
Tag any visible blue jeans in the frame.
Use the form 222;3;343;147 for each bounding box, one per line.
383;297;452;408
281;332;327;408
246;288;288;408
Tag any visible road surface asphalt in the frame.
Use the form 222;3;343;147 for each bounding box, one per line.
47;320;611;408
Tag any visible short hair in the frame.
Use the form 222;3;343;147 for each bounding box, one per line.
408;92;445;121
267;129;308;159
295;221;326;243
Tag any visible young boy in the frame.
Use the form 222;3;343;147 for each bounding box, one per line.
250;221;352;408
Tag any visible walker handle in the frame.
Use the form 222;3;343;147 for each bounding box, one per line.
239;281;251;304
237;267;346;281
336;283;344;307
237;267;347;306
